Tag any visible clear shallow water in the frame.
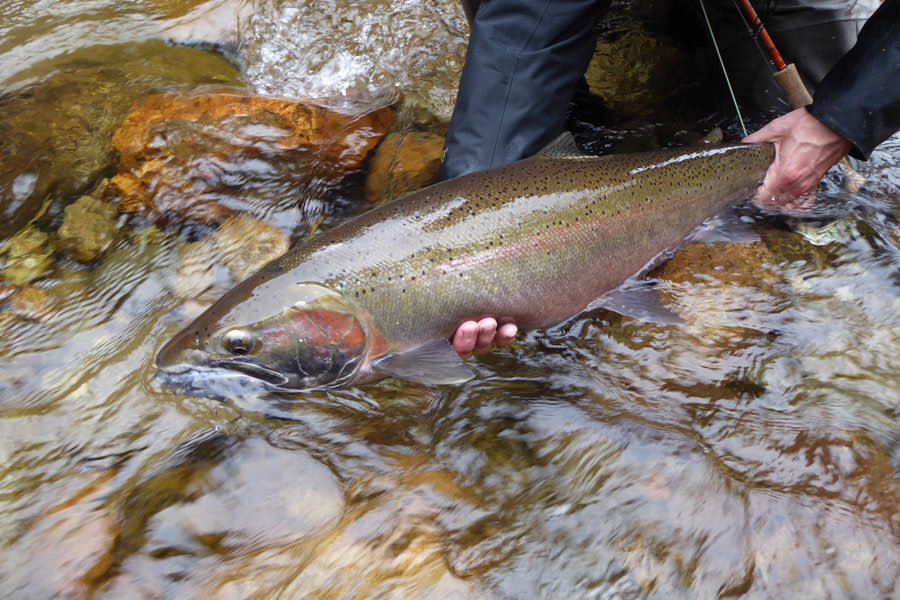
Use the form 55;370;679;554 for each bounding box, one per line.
241;0;468;118
1;1;900;599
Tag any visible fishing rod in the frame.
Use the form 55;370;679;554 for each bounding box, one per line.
731;0;813;110
723;0;865;190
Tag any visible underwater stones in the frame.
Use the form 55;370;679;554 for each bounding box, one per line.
586;29;691;117
585;0;699;120
0;40;242;241
365;131;445;204
57;195;120;263
8;287;54;321
652;240;777;288
212;216;290;281
108;91;394;226
24;470;120;597
0;282;15;303
172;216;289;302
1;226;55;287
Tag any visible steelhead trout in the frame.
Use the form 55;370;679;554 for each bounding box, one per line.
156;135;774;390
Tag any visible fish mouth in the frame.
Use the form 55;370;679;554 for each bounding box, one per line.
213;358;290;387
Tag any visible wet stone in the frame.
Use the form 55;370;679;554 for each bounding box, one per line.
7;287;54;322
107;90;394;227
0;282;15;303
110;434;344;597
172;216;290;301
21;470;120;598
172;238;229;303
652;239;778;289
365;131;445;204
0;40;242;240
0;226;55;286
586;25;693;118
211;216;290;281
57;195;120;263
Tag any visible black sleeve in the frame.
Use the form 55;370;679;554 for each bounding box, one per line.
806;0;900;159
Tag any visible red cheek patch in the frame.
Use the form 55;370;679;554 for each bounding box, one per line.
285;309;368;357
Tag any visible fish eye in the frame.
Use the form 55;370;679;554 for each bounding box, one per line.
223;329;255;356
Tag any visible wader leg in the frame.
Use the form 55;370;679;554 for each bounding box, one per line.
440;0;609;180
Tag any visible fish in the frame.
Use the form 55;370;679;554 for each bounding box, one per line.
156;134;774;391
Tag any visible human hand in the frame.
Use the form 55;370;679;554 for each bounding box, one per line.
743;107;852;212
451;317;517;360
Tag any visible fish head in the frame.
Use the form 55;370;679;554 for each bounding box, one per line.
157;283;371;391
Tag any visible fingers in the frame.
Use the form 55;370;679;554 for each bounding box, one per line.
452;320;479;360
451;317;518;360
496;322;518;345
474;317;497;353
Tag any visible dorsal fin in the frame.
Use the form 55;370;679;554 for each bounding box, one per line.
535;132;586;159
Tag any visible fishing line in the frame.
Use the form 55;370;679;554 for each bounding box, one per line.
698;0;748;137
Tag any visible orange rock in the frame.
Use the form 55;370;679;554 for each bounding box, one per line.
108;90;394;226
365;131;444;204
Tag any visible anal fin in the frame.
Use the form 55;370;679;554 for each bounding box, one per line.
588;280;685;325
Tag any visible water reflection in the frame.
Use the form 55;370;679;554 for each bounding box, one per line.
1;0;899;598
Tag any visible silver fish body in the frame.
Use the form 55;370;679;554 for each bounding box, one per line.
156;138;774;390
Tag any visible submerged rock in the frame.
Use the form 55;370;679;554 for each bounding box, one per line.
365;131;444;204
21;470;120;598
8;287;54;321
586;26;694;118
0;40;242;241
57;195;120;263
653;239;779;289
212;216;290;281
172;215;290;302
0;281;15;303
1;226;55;287
107;90;394;227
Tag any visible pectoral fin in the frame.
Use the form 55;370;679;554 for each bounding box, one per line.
371;338;476;385
588;280;685;325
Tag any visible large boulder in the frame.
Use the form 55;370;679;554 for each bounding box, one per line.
107;91;394;227
0;40;243;241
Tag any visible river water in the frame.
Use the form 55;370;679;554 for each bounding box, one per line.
1;1;899;598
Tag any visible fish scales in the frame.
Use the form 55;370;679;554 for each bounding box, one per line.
265;143;772;341
157;141;774;390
